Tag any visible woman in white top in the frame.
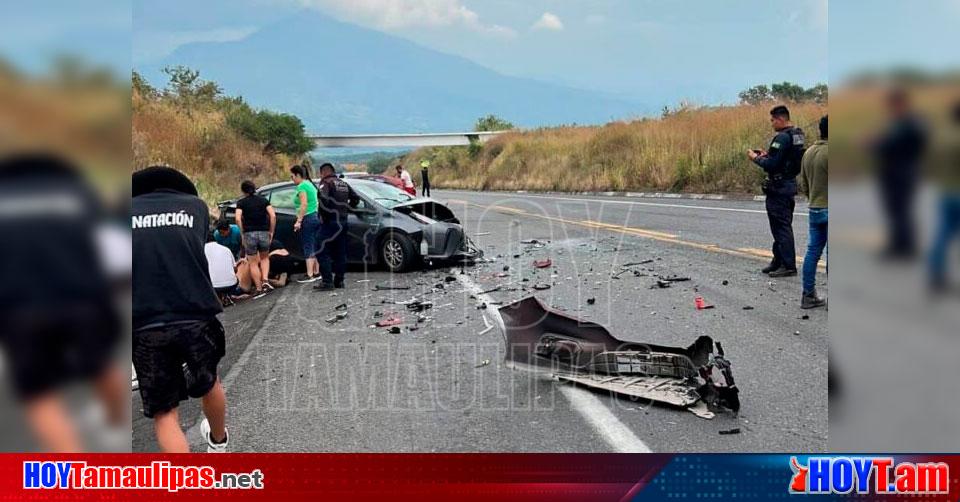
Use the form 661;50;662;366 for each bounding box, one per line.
395;165;415;196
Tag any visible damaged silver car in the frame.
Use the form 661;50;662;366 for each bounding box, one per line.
498;296;739;413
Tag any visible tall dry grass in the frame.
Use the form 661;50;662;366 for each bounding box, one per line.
401;102;826;194
133;89;296;207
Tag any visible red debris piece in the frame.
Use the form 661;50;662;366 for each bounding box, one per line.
376;316;403;327
533;259;552;268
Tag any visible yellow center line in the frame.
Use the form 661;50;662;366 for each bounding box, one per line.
464;202;826;270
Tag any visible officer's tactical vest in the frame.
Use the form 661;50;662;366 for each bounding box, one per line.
782;126;806;179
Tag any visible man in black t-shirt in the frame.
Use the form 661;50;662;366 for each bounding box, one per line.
234;180;276;294
132;166;230;453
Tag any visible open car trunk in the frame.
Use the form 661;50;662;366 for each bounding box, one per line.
498;296;740;413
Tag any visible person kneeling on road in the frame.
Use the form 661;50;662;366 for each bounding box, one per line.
314;162;359;291
205;233;240;306
132;166;230;453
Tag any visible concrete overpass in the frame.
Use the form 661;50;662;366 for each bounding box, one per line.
309;131;509;148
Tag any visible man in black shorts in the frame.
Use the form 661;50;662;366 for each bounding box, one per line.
132;166;229;452
0;154;125;451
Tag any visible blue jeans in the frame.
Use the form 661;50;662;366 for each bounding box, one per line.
929;194;960;286
300;212;321;259
803;208;828;294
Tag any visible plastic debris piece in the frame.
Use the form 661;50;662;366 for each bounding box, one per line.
718;428;741;435
326;312;348;324
388;326;401;334
533;259;552;268
475;359;491;368
376;317;403;327
335;303;348;310
532;283;551;290
586;298;596;305
374;284;410;291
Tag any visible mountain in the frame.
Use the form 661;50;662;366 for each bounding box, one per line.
137;11;643;134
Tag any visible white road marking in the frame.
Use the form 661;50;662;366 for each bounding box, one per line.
457;273;653;453
445;190;808;217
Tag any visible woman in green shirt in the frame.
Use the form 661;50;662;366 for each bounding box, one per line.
290;165;322;282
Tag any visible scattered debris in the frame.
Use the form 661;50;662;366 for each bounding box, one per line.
388;326;401;334
502;265;510;271
499;296;740;413
622;259;655;267
586;297;596;305
652;279;672;289
373;310;384;318
695;296;715;310
334;303;348;310
800;314;810;320
478;285;502;295
722;280;729;286
356;279;371;283
533;259;552;268
688;401;715;420
375;317;403;327
532;283;551;290
793;331;801;336
374;284;411;291
405;300;433;312
718;428;741;435
474;232;491;236
742;306;755;310
326;312;348;324
445;276;457;282
475;359;491;368
660;275;691;282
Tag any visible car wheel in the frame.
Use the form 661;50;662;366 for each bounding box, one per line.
380;232;416;272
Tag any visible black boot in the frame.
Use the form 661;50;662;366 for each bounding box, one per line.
801;289;826;309
768;266;798;278
761;262;780;274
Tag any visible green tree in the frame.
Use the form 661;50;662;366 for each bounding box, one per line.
474;114;514;132
804;83;828;103
257;110;314;156
162;65;222;105
132;71;157;98
738;84;772;105
770;81;808;102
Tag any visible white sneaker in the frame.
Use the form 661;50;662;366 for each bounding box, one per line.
200;418;229;453
296;275;320;284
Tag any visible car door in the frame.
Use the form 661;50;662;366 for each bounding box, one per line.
263;186;303;258
345;195;380;264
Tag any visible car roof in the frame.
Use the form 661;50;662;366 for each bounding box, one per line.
257;178;384;193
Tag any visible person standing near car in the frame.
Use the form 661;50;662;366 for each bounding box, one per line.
799;116;828;309
420;159;431;197
291;165;321;283
235;180;276;294
748;105;806;278
314;162;359;291
396;164;415;196
132;166;229;453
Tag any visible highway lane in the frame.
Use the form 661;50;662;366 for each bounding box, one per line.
132;189;827;452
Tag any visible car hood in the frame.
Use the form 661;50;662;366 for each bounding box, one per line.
390;198;459;224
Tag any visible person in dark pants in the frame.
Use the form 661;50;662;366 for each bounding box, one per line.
749;105;806;278
927;101;960;291
420;160;431;197
871;88;928;260
314;163;359;291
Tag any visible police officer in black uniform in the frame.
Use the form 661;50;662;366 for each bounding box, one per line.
314;162;359;291
748;105;806;277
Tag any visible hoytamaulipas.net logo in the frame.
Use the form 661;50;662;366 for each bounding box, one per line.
23;461;264;492
789;456;949;495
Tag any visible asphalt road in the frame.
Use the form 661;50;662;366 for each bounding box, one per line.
132;189;827;452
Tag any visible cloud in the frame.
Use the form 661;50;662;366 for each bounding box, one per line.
531;12;563;31
299;0;516;37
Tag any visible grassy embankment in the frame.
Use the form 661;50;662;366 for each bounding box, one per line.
132;89;300;208
399;102;825;195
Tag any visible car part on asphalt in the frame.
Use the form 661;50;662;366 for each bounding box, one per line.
533;259;552;268
498;296;740;413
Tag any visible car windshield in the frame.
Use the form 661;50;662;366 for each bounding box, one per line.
349;180;413;208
